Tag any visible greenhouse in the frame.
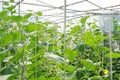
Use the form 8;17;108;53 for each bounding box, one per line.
0;0;120;80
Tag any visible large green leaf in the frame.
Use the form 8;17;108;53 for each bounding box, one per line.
64;48;78;61
35;11;43;16
0;33;13;46
1;31;21;45
11;15;23;22
80;59;96;70
12;31;21;40
7;74;17;80
0;10;7;18
25;23;41;32
83;31;106;46
10;0;14;2
1;67;13;75
23;13;32;19
3;2;9;6
75;44;89;52
106;52;120;58
70;25;80;35
0;66;17;75
9;53;24;63
0;51;8;61
79;16;89;25
7;5;15;11
43;22;51;26
76;68;89;79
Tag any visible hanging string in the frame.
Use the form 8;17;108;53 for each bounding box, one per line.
108;11;113;80
87;3;91;60
18;0;24;80
101;9;104;73
99;1;104;75
34;14;37;79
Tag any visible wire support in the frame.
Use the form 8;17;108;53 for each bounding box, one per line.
15;0;24;6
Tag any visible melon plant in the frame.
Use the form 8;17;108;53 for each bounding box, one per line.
0;1;120;80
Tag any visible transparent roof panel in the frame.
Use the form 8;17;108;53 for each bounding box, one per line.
0;0;120;24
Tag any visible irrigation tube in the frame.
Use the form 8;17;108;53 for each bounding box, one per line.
64;0;67;79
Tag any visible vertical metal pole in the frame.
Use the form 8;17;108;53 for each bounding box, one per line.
109;31;113;80
102;14;113;79
2;0;4;10
64;0;67;79
18;0;20;15
108;14;112;80
64;0;66;49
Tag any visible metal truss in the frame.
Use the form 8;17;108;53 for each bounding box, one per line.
0;0;120;24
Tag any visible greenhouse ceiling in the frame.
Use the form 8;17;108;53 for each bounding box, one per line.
0;0;120;24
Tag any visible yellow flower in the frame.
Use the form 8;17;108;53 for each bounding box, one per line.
103;69;109;75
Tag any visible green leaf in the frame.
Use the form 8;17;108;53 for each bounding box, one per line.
7;5;15;11
10;0;14;2
1;67;12;75
76;68;89;79
12;31;21;40
90;76;102;80
7;74;17;80
75;44;89;52
11;15;23;22
23;13;32;19
70;25;80;34
1;31;21;46
106;52;120;58
43;22;51;26
9;53;24;62
1;33;13;45
3;2;9;6
80;16;89;25
0;10;7;18
0;51;7;61
35;11;43;16
25;23;41;32
80;59;96;70
64;48;78;61
83;31;106;46
0;65;17;75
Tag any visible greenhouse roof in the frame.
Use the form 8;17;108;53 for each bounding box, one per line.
0;0;120;24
